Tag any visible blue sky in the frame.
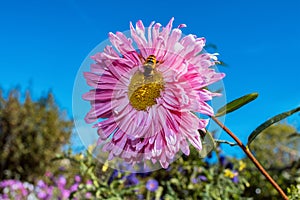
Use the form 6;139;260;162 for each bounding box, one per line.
0;0;299;156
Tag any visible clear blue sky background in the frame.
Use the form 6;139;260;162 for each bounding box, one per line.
0;0;299;156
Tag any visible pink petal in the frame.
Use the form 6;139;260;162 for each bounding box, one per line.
177;24;187;28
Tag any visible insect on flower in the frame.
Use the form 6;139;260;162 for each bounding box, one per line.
141;54;163;79
80;17;225;171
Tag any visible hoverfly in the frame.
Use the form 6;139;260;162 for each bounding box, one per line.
143;55;157;78
140;54;164;80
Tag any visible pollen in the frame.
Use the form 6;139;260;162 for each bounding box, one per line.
128;70;164;111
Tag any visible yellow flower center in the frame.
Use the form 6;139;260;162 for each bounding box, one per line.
128;70;164;111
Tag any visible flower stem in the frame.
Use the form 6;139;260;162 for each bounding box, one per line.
211;116;288;200
146;190;151;200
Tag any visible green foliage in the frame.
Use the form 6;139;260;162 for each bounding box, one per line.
28;117;300;200
147;148;250;200
53;146;142;199
250;124;299;169
1;89;299;199
0;89;73;182
247;106;300;146
52;145;250;200
215;92;258;117
243;124;300;199
287;184;300;200
2;121;299;199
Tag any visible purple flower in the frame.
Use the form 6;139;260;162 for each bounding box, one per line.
13;181;23;189
45;171;53;177
192;175;207;184
59;166;66;171
20;187;28;196
74;175;81;183
126;174;139;186
137;194;144;200
57;176;67;187
37;190;48;199
0;180;13;187
231;170;239;183
86;180;93;185
70;183;79;192
146;179;159;192
85;192;92;199
192;178;198;184
232;175;239;183
37;180;46;188
61;189;70;199
46;186;54;196
198;175;207;181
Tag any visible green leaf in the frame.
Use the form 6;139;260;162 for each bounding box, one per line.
215;92;258;117
247;106;300;147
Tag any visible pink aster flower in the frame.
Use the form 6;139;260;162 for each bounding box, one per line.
83;18;225;169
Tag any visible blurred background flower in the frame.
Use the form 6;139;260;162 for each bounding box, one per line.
146;179;159;192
